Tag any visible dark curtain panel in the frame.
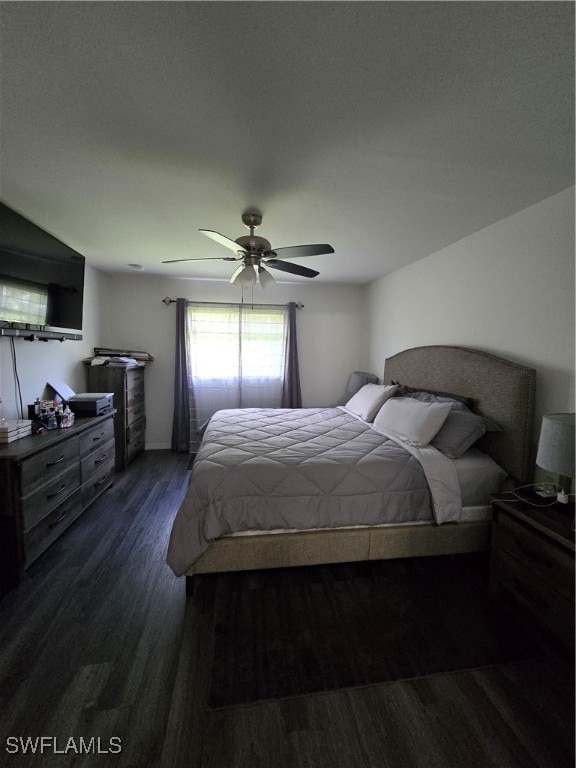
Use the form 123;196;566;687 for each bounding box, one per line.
281;302;302;408
171;298;192;452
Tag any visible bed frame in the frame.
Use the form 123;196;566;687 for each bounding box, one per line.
185;345;535;592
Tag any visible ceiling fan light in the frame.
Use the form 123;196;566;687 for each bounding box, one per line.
231;264;257;287
258;266;276;288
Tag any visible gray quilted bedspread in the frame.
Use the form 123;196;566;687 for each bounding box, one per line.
167;407;434;576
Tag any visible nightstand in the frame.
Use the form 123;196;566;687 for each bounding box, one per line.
491;495;575;653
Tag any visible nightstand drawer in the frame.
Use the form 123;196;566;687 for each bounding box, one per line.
493;548;575;650
495;512;574;599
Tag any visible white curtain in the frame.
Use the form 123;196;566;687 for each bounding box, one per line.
186;302;289;447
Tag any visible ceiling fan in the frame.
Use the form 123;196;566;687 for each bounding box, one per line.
162;212;335;288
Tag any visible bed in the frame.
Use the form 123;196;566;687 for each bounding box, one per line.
167;345;535;594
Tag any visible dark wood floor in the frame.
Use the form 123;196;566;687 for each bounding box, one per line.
0;450;573;768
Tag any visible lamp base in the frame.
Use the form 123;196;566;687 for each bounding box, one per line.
534;484;556;499
558;474;572;497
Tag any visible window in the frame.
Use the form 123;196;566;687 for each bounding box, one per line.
186;302;289;430
171;299;301;453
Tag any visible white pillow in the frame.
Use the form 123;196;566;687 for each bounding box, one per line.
373;397;453;447
344;384;399;422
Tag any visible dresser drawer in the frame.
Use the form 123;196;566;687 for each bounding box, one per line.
81;438;115;483
127;368;145;391
22;464;81;531
79;417;115;459
493;547;575;650
81;461;114;509
127;383;144;409
24;488;83;566
127;401;145;426
20;436;79;496
126;416;146;463
495;513;574;599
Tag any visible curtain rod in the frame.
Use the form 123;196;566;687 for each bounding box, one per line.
161;297;304;309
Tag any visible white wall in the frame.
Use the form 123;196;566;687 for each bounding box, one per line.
0;264;110;420
364;187;575;441
100;276;366;448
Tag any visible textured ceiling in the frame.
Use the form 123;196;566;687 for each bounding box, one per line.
0;1;573;286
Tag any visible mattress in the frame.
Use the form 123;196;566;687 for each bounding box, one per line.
224;505;492;538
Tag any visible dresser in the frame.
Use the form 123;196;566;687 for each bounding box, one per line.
85;364;146;471
0;412;116;598
491;495;575;653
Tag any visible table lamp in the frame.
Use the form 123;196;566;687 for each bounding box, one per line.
535;413;575;503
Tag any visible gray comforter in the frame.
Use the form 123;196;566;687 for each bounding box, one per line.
167;407;447;576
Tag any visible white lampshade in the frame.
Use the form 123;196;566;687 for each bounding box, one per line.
536;413;575;483
230;264;256;287
258;266;276;288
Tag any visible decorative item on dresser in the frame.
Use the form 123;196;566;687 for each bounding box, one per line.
0;412;116;599
491;495;575;653
84;364;146;471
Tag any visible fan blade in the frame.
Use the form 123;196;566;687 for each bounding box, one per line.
264;244;334;260
199;229;248;255
265;259;319;278
162;256;241;263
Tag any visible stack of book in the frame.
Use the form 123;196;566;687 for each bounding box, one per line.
0;419;33;444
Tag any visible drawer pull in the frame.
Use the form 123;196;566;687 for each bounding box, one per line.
95;454;108;465
47;484;67;499
46;455;66;467
49;510;69;527
94;476;108;488
92;431;106;442
513;537;553;568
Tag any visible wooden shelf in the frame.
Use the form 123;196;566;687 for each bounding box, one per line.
0;327;82;341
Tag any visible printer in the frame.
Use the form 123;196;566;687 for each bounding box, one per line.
68;392;114;417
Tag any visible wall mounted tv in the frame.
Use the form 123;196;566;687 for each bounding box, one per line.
0;203;85;336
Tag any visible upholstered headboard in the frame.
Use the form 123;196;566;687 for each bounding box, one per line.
384;345;536;483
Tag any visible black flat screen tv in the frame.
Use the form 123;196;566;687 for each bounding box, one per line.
0;203;85;333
